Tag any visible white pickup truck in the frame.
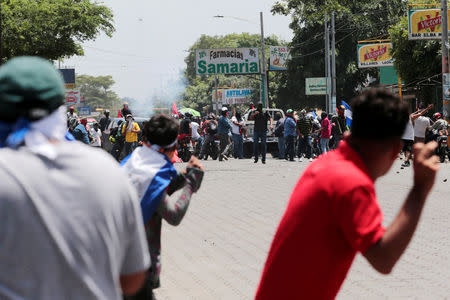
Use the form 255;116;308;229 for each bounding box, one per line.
242;108;285;158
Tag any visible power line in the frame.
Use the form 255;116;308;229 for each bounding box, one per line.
287;8;401;49
288;29;358;60
83;46;156;61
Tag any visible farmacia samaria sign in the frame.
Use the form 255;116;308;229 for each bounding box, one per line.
196;48;260;75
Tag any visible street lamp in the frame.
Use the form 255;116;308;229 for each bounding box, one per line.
213;13;269;109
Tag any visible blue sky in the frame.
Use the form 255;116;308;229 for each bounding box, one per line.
63;0;294;102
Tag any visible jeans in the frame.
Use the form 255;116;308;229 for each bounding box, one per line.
277;136;286;159
232;134;243;158
218;133;229;160
124;141;137;157
298;135;312;159
253;130;267;161
101;132;111;151
285;135;296;160
200;134;214;158
320;138;330;154
193;136;203;156
110;140;124;161
331;134;343;149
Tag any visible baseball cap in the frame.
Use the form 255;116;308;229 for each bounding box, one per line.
0;56;65;122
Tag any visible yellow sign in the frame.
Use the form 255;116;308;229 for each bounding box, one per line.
409;9;450;40
212;89;223;102
357;43;394;68
65;83;75;89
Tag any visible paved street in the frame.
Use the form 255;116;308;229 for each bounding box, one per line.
154;157;450;300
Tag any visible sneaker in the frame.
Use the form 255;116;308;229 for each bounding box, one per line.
254;159;258;163
262;160;266;164
309;158;313;162
299;157;304;162
401;161;410;167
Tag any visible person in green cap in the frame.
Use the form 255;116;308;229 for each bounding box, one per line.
0;57;149;299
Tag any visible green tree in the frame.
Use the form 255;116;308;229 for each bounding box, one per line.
76;75;120;112
389;1;442;105
271;0;406;110
1;0;114;62
183;33;286;112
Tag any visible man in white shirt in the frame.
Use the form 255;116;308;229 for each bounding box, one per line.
414;115;431;143
191;118;202;155
402;104;433;167
90;122;102;147
231;112;245;159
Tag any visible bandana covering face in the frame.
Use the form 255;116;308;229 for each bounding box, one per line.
0;106;72;160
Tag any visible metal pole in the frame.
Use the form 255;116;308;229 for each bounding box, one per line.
260;12;268;109
331;12;337;115
214;74;219;115
0;1;3;65
443;0;450;121
398;76;403;101
324;15;327;113
325;14;331;113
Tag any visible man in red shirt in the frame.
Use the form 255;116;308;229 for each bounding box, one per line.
255;89;439;300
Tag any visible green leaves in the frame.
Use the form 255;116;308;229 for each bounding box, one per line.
270;0;407;109
1;0;115;61
76;75;120;111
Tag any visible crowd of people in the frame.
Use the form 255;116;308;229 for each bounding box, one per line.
273;106;347;162
65;94;448;168
0;56;445;300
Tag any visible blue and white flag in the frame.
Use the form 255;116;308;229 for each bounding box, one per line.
121;146;177;223
341;101;353;130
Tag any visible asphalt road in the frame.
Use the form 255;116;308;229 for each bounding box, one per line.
154;157;450;300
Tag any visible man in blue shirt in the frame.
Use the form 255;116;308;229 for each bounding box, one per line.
218;107;232;161
284;109;297;161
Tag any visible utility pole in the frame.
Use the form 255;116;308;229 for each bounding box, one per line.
0;1;3;65
443;0;450;121
260;12;269;109
214;74;219;115
331;12;337;115
324;14;331;113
